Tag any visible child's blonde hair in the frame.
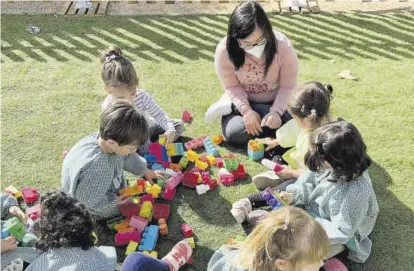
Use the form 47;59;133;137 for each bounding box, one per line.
236;206;329;271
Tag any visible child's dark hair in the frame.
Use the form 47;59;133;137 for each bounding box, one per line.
34;192;96;251
100;46;138;89
305;119;372;182
288;81;333;126
227;2;277;76
100;100;149;146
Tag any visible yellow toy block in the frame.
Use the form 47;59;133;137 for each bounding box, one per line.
159;135;166;145
120;185;143;197
126;241;139;255
186;237;196;248
5;185;22;198
206;155;216;166
186;150;199;162
195;172;202;184
212;135;224;145
146;184;162;198
143;251;158;259
195;159;208;170
166;144;177;156
139;201;153;221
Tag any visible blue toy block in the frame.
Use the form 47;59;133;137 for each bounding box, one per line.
144;154;157;163
151;163;164;171
1;229;9;239
203;138;219;157
247;148;264;161
161;146;168;163
138;225;159;252
262;188;287;210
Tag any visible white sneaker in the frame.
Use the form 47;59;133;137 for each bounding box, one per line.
205;93;232;123
252;171;281;191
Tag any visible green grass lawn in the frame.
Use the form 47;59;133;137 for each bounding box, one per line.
2;12;414;271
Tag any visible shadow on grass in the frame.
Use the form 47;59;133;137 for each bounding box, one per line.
1;12;413;63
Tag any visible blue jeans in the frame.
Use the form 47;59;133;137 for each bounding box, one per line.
221;102;292;146
121;252;169;271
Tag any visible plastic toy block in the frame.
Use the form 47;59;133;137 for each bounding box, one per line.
182;110;192;122
120;184;143;197
120;201;141;217
26;204;41;221
158;135;167;145
248;140;264;161
151;163;165;171
232;164;246;180
144;154;157;163
125;241;139;255
129;216;148;234
223;157;238;171
199;155;209;163
166;143;185;157
118;227;135;233
139;194;155;206
218;168;234;186
195;159;208;170
143;251;158;259
166;172;184;191
158;218;168;235
146;184;162;198
156;179;166;188
190;167;201;172
195;172;202;184
21;188;39;204
115;231;140;246
212;135;224;145
107;216;124;231
149;143;169;167
184;136;207;150
262;188;288;210
204;138;219;157
138;225;159;251
5;185;22;198
186;150;199;162
181;224;193;237
196;184;210;195
163;188;176;201
179;157;189;168
261;159;284;173
115;219;131;231
182;172;198;188
206;156;216;166
186;237;196;248
22;233;37;247
201;172;210;184
208;179;218;190
139;201;154;221
137;179;146;192
3;217;26;242
153;204;170;221
223;153;236;158
1;229;9;239
164;168;175;176
169;163;183;172
216;157;224;168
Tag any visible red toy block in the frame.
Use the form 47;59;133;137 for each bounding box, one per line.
120;201;141;217
139;194;155;206
190;167;201;173
187;258;193;265
115;231;140;246
182;110;192;123
163;188;176;201
165;172;184;191
218;168;234;186
232;164;246;180
216;158;224;168
129;216;148;234
21;188;39;204
153;204;170;221
26;204;41;221
208;179;218;190
201;172;210;184
182;172;198;188
137;179;146;191
181;224;193;237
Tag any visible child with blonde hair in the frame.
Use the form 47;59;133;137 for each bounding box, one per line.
100;46;184;154
208;206;329;271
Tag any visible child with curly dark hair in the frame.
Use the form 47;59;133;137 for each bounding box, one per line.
26;192;116;271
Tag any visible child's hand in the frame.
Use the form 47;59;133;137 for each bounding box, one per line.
162;131;176;145
144;169;165;184
1;236;18;254
261;112;282;129
257;137;279;151
9;206;27;225
279;192;294;205
275;167;299;180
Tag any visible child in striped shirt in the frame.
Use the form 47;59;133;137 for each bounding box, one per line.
100;46;184;155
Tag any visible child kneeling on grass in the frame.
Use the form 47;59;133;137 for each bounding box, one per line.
208;206;329;271
26;192;116;271
62;100;163;219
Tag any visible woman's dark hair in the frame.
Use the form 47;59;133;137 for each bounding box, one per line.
34;192;96;251
305;119;372;182
226;2;277;76
288;81;333;124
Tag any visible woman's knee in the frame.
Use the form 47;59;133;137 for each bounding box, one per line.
221;114;252;145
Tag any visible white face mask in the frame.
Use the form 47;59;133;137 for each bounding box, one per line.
244;42;266;59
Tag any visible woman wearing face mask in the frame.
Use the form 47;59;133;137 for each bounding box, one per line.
207;1;298;147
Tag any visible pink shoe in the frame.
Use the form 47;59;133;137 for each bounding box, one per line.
324;258;348;271
162;240;193;271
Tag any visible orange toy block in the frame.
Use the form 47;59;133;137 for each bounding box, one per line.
118;227;135;233
158;218;168;235
169;163;182;172
212;135;224;145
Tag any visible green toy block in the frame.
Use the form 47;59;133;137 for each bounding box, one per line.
179;157;189;169
224;158;238;171
157;179;166;188
4;217;26;242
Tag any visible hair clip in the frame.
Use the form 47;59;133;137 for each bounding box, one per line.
301;105;305;113
311;109;317;115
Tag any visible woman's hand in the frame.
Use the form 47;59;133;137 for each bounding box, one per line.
243;110;262;136
257;137;280;151
261;112;282;129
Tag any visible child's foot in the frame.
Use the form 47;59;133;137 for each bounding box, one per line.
246;210;269;225
252;171;281;191
162;240;193;271
230;198;252;223
323;258;348;271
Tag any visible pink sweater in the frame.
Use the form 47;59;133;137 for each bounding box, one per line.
214;30;298;116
